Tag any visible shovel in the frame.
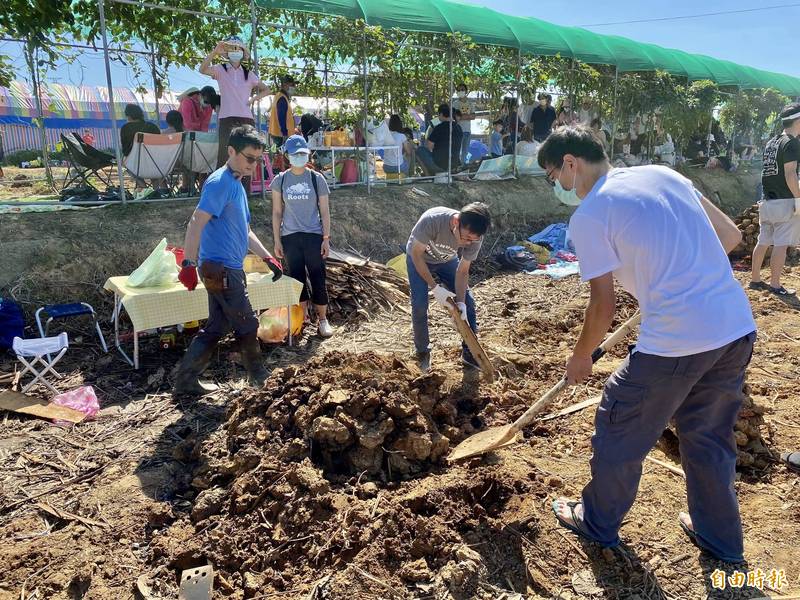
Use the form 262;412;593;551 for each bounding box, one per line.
445;297;495;382
449;310;641;462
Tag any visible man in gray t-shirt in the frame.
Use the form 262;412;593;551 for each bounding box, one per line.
405;203;491;371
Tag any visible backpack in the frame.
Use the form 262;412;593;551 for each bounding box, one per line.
0;297;24;350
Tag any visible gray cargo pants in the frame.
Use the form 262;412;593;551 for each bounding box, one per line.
580;331;756;563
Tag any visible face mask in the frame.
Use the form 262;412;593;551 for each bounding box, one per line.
287;86;296;95
289;154;308;168
228;51;243;63
457;91;467;98
553;167;581;206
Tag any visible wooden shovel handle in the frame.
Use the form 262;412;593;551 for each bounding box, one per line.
445;298;495;381
508;310;642;436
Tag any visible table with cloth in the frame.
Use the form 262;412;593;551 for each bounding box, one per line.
104;273;303;369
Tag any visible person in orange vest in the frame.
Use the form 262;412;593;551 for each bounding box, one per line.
269;75;297;149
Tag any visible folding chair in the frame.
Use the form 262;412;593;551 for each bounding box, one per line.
12;333;69;394
36;302;108;353
124;132;184;195
181;131;219;193
60;133;115;192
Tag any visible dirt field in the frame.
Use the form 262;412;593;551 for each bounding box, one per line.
1;260;798;599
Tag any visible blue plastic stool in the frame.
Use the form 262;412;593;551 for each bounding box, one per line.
36;302;108;352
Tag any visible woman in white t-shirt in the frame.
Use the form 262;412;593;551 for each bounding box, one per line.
384;114;412;174
516;127;540;157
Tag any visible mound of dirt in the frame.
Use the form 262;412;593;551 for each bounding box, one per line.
198;352;481;486
148;352;544;599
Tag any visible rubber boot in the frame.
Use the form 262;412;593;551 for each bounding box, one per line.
239;332;269;388
172;337;219;398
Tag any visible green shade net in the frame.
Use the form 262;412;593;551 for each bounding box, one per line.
255;0;800;95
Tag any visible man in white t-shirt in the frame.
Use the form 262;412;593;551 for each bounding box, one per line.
537;126;756;564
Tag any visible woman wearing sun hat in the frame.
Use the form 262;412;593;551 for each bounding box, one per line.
177;86;212;133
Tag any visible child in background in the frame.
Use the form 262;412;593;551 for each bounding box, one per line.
490;120;506;158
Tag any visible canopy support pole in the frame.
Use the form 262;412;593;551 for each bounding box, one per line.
250;0;265;201
362;30;371;195
98;0;127;203
150;48;159;122
23;40;54;190
447;42;453;185
324;56;330;120
512;48;521;177
610;67;619;157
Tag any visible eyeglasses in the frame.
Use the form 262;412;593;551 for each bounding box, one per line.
545;166;560;187
238;152;260;164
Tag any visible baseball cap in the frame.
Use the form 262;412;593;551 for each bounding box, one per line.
284;135;310;155
281;74;299;86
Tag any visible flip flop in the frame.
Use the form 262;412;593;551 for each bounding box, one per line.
770;286;796;296
679;514;699;546
748;281;769;291
780;451;800;472
552;500;602;545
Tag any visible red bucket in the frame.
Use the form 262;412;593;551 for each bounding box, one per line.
166;245;185;266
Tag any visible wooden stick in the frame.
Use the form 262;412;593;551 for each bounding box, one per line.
645;455;685;478
541;396;602;421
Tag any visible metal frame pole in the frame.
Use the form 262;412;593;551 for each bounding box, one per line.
512;47;521;176
24;40;54;189
98;0;127;203
610;67;619;156
150;48;159;123
250;0;266;201
362;31;371;194
447;43;453;184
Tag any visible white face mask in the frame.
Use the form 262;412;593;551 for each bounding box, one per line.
457;91;467;98
289;154;308;168
287;86;296;95
553;166;581;206
228;51;243;63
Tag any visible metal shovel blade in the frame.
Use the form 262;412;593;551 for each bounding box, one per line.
448;424;519;462
178;565;213;600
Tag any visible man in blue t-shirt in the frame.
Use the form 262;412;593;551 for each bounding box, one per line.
173;125;284;397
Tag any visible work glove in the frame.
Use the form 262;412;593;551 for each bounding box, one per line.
455;301;468;321
431;284;456;307
178;264;199;291
264;256;283;281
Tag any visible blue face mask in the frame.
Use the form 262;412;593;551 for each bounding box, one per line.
553;167;581;206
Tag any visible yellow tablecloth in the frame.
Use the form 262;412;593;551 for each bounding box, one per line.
103;273;303;332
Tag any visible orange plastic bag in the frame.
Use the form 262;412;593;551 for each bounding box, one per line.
257;305;304;343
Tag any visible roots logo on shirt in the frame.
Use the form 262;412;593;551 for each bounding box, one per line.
286;182;311;198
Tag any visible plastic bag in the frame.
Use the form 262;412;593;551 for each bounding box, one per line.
366;119;394;147
386;253;408;278
257;305;304;343
128;238;179;288
52;385;99;426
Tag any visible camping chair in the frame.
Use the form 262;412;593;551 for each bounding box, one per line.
60;133;115;193
124;132;183;195
181;131;219;193
35;302;108;353
72;132;115;166
12;333;69;394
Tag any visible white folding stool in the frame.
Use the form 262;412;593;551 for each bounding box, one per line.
12;333;69;394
